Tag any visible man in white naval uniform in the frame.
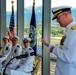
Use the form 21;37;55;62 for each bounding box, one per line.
15;36;35;73
42;6;76;75
8;36;22;70
0;36;12;66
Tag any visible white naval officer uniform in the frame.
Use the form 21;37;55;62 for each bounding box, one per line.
9;44;22;70
1;43;12;64
8;36;22;70
0;36;12;65
49;21;76;75
50;6;76;75
2;43;11;58
16;46;35;73
8;43;22;70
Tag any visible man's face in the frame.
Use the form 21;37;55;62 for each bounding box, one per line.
23;42;30;48
12;40;18;45
3;39;8;44
56;12;69;27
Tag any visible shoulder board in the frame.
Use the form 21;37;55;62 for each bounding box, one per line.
71;26;76;30
17;45;20;48
29;48;32;50
14;49;17;53
8;44;10;46
6;47;9;50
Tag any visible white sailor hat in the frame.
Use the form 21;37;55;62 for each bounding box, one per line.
3;36;9;40
11;36;19;40
52;6;72;20
23;36;31;43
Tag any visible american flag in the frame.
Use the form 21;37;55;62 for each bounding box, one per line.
8;1;16;43
29;0;37;55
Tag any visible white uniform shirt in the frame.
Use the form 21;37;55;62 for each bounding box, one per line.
0;43;12;64
51;21;76;75
2;43;12;57
8;43;22;70
16;46;35;72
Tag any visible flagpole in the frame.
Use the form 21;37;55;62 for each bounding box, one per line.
11;0;16;36
8;0;15;43
11;0;14;6
33;0;35;5
11;0;14;11
29;0;37;55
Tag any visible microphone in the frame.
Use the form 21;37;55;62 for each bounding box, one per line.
15;52;35;59
15;54;29;59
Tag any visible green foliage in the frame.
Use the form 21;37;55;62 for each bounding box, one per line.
51;38;61;44
56;33;63;37
24;22;64;38
37;29;42;35
24;28;29;33
51;24;64;37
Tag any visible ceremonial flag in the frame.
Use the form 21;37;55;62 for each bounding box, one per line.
8;1;16;43
29;0;37;55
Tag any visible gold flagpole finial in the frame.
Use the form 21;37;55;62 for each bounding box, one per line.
11;0;14;11
33;0;35;4
11;0;14;5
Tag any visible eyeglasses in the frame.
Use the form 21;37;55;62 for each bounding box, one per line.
23;42;29;43
57;12;70;20
57;14;64;20
12;40;18;41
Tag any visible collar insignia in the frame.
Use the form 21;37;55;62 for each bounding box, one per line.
71;26;76;30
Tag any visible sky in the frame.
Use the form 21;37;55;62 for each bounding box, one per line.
6;0;42;11
6;0;76;11
51;0;76;8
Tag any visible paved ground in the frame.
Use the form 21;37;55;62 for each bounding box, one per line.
36;59;56;75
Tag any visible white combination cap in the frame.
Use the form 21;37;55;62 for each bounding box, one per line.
11;36;19;40
52;6;72;20
3;36;9;40
23;36;31;42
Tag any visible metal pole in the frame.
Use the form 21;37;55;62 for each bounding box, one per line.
42;0;51;75
17;0;24;46
0;0;6;46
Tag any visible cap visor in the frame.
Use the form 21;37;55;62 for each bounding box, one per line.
52;16;57;20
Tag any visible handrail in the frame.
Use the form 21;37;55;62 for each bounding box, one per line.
36;54;57;62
